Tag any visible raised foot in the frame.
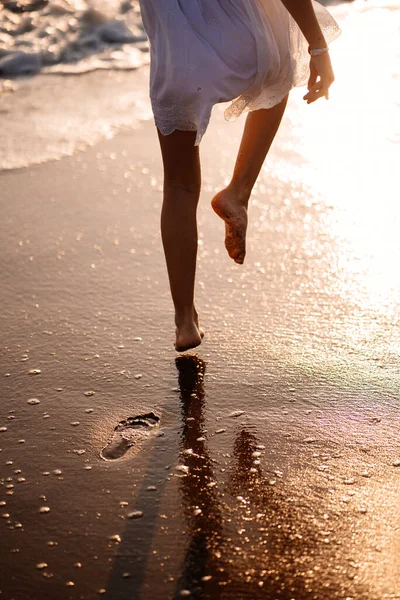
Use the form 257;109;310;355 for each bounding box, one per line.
211;187;248;264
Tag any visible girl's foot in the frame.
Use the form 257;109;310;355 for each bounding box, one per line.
175;323;202;352
194;308;205;340
175;308;204;352
211;186;249;264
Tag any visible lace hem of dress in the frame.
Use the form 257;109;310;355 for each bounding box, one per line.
151;99;210;146
225;0;341;122
149;0;341;146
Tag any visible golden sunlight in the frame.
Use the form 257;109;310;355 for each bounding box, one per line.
284;0;400;307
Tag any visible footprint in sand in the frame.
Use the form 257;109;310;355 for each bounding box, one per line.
101;412;160;461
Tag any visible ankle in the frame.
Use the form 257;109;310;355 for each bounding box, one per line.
175;306;196;327
227;182;251;206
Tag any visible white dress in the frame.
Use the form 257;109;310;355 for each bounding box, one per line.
139;0;341;145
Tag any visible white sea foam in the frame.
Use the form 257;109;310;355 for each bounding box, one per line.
0;0;149;75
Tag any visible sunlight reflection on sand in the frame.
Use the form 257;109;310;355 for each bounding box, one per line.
276;0;400;308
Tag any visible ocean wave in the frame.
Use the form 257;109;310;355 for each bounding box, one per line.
0;0;149;76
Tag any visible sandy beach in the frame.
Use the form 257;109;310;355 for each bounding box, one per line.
1;1;400;599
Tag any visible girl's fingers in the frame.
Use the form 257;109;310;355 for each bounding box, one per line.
308;64;317;91
303;80;329;103
305;54;335;103
307;90;327;103
303;80;322;100
303;87;327;103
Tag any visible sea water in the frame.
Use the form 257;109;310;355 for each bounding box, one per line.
0;0;153;170
0;0;398;170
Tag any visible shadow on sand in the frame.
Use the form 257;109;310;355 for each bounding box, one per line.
105;355;365;600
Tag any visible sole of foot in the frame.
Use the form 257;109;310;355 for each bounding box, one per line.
100;412;160;461
211;188;248;264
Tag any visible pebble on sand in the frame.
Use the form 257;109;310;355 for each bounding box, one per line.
127;510;143;519
228;410;245;418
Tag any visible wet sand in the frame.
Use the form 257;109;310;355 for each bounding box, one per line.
1;33;400;599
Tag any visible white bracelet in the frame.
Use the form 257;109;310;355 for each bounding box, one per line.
309;46;329;57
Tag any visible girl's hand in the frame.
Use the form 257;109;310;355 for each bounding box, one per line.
303;52;335;104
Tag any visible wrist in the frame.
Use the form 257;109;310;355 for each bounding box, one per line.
308;46;329;56
307;34;328;51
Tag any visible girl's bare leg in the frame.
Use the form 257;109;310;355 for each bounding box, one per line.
212;95;289;264
157;128;203;352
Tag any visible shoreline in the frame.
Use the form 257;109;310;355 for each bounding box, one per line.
0;65;152;171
